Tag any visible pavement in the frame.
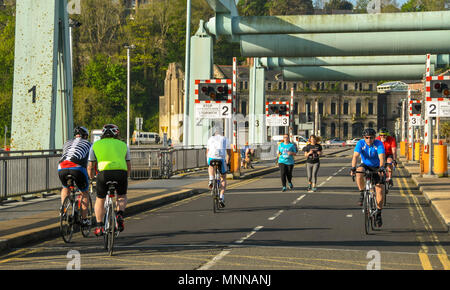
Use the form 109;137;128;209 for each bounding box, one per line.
0;146;352;255
399;155;450;232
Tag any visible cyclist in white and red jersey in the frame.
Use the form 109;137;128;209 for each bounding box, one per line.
58;126;92;226
375;127;397;188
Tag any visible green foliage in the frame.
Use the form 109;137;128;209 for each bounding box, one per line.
266;0;314;15
440;121;450;142
324;0;353;10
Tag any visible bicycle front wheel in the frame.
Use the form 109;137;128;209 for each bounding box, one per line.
363;193;370;235
60;196;75;243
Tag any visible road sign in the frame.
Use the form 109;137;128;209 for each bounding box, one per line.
194;102;232;119
409;116;422;126
298;122;314;130
136;117;143;131
426;101;450;117
266;101;290;127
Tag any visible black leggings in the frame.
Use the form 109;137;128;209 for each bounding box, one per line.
279;163;294;187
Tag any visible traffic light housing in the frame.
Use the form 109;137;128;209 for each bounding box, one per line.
430;80;450;98
198;83;230;101
411;103;421;115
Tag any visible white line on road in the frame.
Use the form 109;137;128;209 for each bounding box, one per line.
268;210;284;221
291;194;306;205
197;250;231;270
235;226;264;244
198;225;264;270
318;166;346;188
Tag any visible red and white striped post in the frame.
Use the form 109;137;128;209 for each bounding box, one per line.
424;53;433;175
233;57;237;153
407;89;413;160
290;87;294;138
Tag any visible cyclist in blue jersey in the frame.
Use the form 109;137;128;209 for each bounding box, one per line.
278;134;297;192
350;128;386;227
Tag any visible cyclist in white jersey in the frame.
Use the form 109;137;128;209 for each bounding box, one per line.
206;128;231;208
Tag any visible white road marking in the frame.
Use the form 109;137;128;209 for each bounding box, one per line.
197;250;231;270
268;210;284;221
235;226;264;244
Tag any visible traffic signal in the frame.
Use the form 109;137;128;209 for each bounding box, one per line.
267;104;289;116
198;83;229;101
411;103;421;115
279;105;287;116
430;80;450;98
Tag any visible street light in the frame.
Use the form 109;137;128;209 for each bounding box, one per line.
124;43;136;147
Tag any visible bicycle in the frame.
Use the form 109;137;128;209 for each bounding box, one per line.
352;169;383;235
383;161;396;206
210;160;223;213
60;175;94;243
103;181;120;256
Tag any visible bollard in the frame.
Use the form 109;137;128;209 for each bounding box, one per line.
230;151;241;178
400;141;406;157
421;146;430;174
433;144;448;177
414;142;421;161
407;143;413;161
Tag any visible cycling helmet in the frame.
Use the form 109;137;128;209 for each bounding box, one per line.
378;127;389;136
102;124;119;138
73;126;89;139
362;128;376;137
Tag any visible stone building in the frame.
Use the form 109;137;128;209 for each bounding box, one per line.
159;62;410;144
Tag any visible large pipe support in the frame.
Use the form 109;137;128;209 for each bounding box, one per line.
260;55;449;68
206;11;450;36
240;31;450;57
282;64;433;81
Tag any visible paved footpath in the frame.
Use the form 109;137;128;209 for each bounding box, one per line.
0;146;352;255
399;155;450;232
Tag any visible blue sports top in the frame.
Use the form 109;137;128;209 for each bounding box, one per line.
278;142;297;165
354;139;385;167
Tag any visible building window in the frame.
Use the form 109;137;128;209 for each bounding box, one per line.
355;83;358;91
343;123;349;138
239;81;243;90
316;83;320;91
278;82;282;90
368;102;374;115
283;82;287;90
369;84;373;91
331;102;336;115
356;100;361;115
321;82;325;90
241;101;247;116
343;102;349;115
331;123;336;137
344;84;348;91
268;82;272;90
244;81;248;90
359;83;362;91
294;102;298;114
293;83;297;90
319;102;324;115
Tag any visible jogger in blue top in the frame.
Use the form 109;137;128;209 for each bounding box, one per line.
278;134;297;192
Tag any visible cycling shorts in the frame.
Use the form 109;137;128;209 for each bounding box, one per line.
357;163;383;185
96;170;128;199
58;167;89;192
208;158;227;175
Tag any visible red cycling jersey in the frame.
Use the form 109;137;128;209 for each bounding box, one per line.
376;136;397;156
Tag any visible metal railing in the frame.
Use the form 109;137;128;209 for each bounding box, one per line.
0;147;209;202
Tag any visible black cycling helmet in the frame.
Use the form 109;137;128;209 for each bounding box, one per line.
102;124;119;138
74;126;89;139
362;128;377;137
378;127;389;136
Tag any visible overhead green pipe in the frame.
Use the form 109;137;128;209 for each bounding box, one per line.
260;55;450;68
240;31;450;57
282;64;433;81
206;11;450;36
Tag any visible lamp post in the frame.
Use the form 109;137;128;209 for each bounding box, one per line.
124;44;136;147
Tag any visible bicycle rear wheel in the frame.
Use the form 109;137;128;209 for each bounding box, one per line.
81;194;94;238
60;196;75;243
104;204;116;256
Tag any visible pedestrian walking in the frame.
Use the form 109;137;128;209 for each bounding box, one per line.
303;135;323;192
277;134;297;192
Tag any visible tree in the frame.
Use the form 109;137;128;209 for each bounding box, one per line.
266;0;315;15
237;0;271;16
324;0;354;10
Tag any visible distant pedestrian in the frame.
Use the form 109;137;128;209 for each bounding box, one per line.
277;134;297;192
303;135;323;192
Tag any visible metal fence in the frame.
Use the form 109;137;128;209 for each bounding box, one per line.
0;147;209;202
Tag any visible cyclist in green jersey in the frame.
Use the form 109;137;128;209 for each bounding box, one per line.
87;124;131;236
